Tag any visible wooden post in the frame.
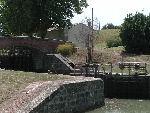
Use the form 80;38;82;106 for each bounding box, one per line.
92;8;94;59
121;68;123;76
87;23;92;63
110;63;112;74
99;22;100;30
145;63;147;76
129;63;131;76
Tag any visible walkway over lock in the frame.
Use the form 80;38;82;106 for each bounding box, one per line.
0;36;63;52
0;36;66;72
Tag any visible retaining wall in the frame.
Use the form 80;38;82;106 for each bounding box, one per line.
1;76;104;113
99;74;150;99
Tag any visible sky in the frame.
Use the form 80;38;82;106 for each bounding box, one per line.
71;0;150;28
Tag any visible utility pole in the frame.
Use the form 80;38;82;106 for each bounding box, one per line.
86;8;94;63
99;22;101;30
91;8;94;60
87;22;92;63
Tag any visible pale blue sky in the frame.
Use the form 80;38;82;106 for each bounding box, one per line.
71;0;150;28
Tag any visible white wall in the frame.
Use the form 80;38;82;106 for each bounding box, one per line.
68;23;92;48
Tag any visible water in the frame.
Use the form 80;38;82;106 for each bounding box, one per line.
86;98;150;113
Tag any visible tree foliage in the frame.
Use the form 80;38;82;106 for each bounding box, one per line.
102;23;120;30
81;17;100;30
56;43;76;56
106;38;122;48
120;12;150;54
0;0;88;38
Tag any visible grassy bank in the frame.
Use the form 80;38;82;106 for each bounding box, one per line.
70;29;150;73
0;70;68;104
94;29;121;49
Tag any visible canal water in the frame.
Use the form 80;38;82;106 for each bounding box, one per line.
86;98;150;113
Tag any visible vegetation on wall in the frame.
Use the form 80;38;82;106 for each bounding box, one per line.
120;12;150;54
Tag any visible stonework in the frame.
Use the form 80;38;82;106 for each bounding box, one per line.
43;54;74;74
45;24;92;48
68;23;92;48
30;77;104;113
45;29;66;41
0;36;60;52
0;76;104;113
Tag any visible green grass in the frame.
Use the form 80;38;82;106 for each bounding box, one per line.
94;42;107;49
0;70;68;104
107;46;124;51
94;29;121;49
95;29;120;41
92;29;150;74
71;29;150;75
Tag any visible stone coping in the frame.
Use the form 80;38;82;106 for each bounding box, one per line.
0;76;102;113
0;36;65;43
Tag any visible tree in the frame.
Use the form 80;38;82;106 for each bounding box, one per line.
0;0;88;38
120;12;150;54
102;23;116;30
81;17;100;30
101;23;120;30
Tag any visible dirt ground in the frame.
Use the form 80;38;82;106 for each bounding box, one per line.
70;48;150;68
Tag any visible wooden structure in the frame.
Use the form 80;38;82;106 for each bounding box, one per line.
118;62;147;75
102;74;150;99
70;62;150;99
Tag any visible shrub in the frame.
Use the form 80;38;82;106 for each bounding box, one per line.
120;12;150;54
56;43;75;56
102;23;115;30
106;38;122;48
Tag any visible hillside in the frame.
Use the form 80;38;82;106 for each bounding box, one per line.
70;29;123;65
69;29;150;73
94;29;120;49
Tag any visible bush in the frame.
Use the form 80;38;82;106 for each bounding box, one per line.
120;12;150;54
106;38;122;48
102;23;115;30
102;23;120;30
56;43;75;56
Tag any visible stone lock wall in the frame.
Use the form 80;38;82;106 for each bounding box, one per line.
101;74;150;99
43;54;74;74
29;77;104;113
1;76;104;113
